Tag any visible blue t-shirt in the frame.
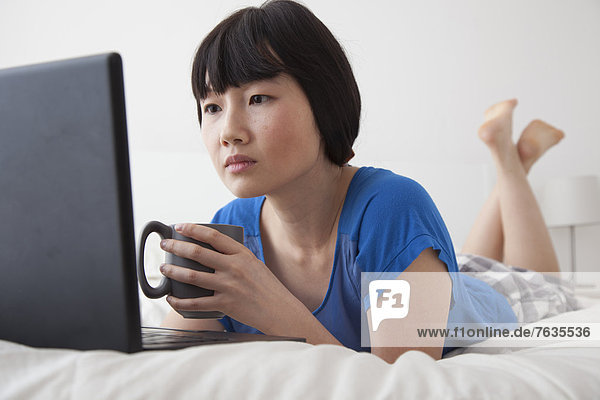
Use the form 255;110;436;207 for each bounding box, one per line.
211;167;517;353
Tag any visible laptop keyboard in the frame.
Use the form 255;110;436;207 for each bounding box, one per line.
141;326;306;350
141;327;233;349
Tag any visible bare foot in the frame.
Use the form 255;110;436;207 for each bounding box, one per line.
478;99;519;164
517;120;565;173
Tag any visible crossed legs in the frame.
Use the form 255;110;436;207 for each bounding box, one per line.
461;99;564;273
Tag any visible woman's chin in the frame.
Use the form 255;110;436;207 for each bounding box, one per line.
226;183;266;199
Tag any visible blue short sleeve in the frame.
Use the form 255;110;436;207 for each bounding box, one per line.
348;169;458;276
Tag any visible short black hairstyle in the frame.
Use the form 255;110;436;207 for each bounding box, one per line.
191;0;361;166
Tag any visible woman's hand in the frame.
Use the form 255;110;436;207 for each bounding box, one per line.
158;223;302;334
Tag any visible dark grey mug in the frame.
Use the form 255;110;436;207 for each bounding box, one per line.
137;221;244;319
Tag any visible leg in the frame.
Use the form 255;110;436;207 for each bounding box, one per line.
462;99;564;273
516;119;565;173
462;100;519;261
461;117;565;260
461;185;503;261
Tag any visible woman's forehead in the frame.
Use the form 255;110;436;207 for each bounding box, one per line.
203;73;293;97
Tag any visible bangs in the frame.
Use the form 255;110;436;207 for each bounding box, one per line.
192;8;286;100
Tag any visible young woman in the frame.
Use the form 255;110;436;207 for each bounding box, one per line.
160;0;576;363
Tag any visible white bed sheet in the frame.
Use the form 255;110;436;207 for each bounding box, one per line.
2;297;599;400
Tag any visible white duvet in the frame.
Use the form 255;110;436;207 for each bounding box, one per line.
2;298;599;400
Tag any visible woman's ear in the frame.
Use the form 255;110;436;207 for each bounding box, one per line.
344;149;355;164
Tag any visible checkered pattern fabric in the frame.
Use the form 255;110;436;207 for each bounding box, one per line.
457;253;582;323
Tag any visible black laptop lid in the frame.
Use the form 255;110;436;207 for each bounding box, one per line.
0;53;142;352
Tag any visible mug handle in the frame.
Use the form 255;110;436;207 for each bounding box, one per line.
137;221;173;299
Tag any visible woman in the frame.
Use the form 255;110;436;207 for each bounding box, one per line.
160;0;575;363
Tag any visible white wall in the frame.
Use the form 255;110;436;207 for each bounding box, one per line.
1;0;599;272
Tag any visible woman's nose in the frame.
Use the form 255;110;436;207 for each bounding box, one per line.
220;111;250;146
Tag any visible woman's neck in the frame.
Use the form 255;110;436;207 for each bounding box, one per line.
261;163;358;254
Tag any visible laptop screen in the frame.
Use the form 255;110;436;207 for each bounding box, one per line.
0;53;142;352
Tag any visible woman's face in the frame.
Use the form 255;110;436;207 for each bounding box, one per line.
200;73;325;198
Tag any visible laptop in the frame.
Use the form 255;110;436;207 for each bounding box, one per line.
0;53;304;352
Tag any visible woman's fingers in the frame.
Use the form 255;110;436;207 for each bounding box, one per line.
175;223;242;255
160;238;228;269
159;223;246;269
166;293;221;312
160;263;220;290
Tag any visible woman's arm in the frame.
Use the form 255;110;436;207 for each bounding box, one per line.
158;223;342;345
368;247;452;363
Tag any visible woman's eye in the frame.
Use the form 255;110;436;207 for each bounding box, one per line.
203;104;221;114
250;95;270;105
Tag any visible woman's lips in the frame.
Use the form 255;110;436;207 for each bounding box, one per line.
225;154;256;173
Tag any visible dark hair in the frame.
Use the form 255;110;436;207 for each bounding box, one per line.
191;0;361;166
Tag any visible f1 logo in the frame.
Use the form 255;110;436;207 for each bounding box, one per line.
369;280;411;331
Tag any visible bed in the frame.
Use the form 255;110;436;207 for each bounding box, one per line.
1;289;599;399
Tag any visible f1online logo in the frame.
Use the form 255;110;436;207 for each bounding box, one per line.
369;280;411;331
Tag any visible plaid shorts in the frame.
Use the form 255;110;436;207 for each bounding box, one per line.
456;253;582;323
